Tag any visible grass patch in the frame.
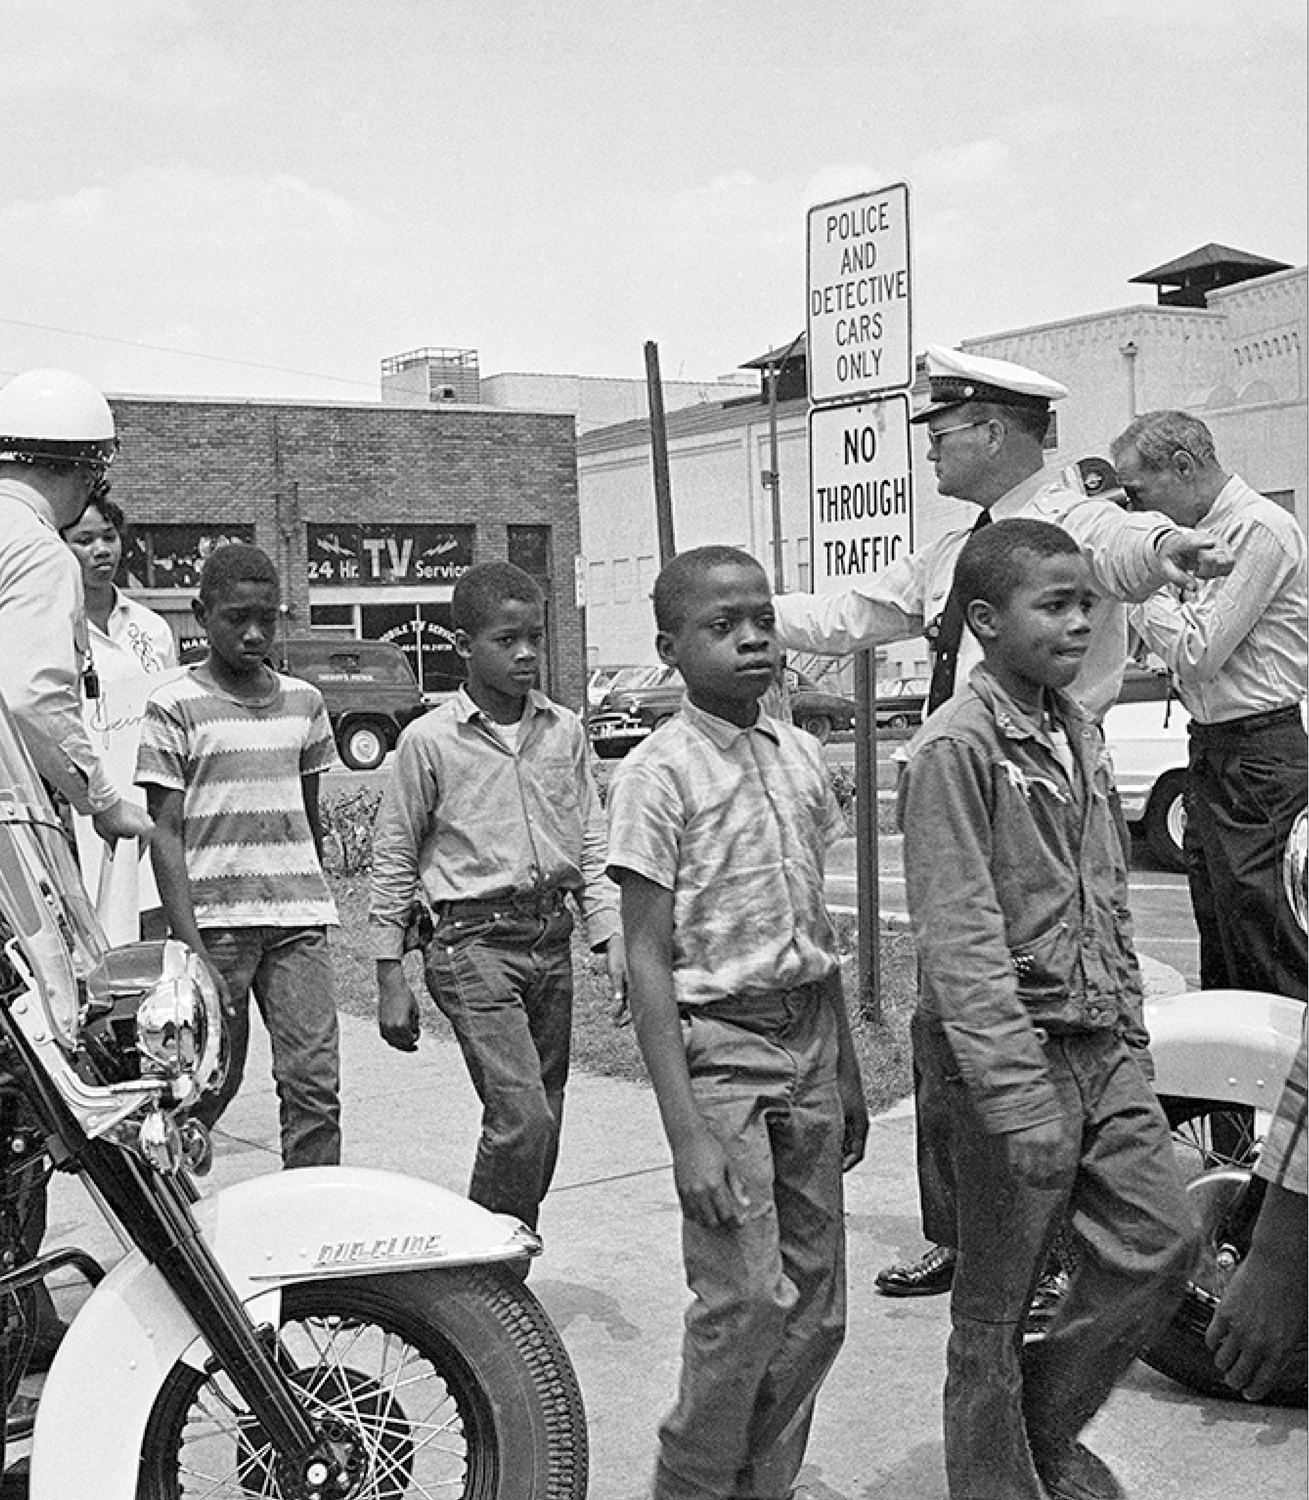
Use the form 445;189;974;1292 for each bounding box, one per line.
327;871;915;1117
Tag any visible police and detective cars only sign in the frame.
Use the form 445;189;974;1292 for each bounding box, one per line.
806;182;912;404
807;182;914;596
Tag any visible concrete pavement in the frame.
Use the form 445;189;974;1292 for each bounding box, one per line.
44;985;1306;1500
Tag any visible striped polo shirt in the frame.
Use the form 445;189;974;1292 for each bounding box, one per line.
136;668;338;929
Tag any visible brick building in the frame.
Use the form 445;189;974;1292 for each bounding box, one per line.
108;393;586;706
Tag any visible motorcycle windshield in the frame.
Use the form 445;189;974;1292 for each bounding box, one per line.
0;695;106;1047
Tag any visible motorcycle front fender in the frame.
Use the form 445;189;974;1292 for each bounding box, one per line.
30;1165;535;1500
1145;988;1303;1108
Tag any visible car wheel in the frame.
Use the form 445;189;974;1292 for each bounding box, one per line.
339;720;390;772
798;714;832;744
1143;770;1187;872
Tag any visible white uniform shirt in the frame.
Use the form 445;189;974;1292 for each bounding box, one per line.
775;467;1176;720
0;474;117;812
1128;476;1307;725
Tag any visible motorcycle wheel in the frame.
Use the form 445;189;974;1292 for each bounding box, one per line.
137;1266;587;1499
1160;1095;1260;1175
1140;1167;1307;1407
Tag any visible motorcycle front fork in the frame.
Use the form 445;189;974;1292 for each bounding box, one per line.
76;1136;359;1500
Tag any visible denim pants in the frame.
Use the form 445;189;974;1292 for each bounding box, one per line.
654;991;847;1500
918;1025;1197;1500
423;904;574;1229
196;925;341;1169
1185;712;1307;1001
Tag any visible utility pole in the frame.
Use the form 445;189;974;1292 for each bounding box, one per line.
644;341;676;566
761;332;804;593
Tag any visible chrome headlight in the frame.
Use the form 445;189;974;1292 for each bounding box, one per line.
136;939;223;1102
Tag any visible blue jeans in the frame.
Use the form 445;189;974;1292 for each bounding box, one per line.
422;904;575;1229
196;925;341;1169
919;1025;1197;1500
655;989;847;1500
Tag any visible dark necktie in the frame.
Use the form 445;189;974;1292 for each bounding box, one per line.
926;509;991;715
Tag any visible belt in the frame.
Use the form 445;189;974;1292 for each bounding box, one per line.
1189;704;1303;740
433;888;567;921
679;981;822;1036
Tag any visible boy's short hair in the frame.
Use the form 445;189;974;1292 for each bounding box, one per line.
955;517;1080;612
451;561;543;635
198;542;280;604
653;546;768;633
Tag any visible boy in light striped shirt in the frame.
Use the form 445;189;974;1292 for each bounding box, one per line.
137;543;341;1168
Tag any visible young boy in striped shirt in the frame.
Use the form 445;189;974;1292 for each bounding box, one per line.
137;543;341;1168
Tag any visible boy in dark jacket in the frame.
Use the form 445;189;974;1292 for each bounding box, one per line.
900;518;1197;1500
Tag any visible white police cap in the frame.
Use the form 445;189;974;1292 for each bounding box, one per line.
911;345;1069;424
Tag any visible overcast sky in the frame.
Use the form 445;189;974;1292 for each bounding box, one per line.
2;0;1304;403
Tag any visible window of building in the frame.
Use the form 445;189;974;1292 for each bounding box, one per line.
507;525;552;581
308;605;355;629
636;554;657;603
796;537;810;593
613;557;634;603
587;560;608;607
123;524;255;590
1043;412;1058;451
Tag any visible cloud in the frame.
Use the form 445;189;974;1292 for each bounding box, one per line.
911;140;1012;196
3;0;257;110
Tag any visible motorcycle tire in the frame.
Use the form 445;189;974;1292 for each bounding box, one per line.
1140;1166;1307;1408
137;1265;588;1499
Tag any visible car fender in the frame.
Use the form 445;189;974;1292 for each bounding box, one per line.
31;1165;533;1500
1145;988;1302;1107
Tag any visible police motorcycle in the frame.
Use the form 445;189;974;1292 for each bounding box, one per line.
0;694;587;1498
1128;811;1307;1405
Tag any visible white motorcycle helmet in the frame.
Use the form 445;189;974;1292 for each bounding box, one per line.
0;367;119;499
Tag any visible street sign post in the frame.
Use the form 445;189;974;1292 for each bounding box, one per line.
806;182;912;405
806;181;914;1022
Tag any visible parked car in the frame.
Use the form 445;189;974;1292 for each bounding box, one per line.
277;635;429;771
789;680;857;743
1102;662;1189;871
874;676;929;732
587;665;683;757
587;664;860;755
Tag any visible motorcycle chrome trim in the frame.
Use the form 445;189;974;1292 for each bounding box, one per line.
29;1165;539;1500
1145;988;1303;1105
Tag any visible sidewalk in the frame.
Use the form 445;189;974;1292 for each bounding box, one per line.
46;990;1306;1500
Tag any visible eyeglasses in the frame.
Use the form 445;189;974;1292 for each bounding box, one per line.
925;418;986;452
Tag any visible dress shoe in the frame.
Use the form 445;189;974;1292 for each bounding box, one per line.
1033;1440;1125;1500
874;1243;957;1297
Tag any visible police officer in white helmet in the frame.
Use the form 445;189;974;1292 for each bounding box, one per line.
0;368;154;846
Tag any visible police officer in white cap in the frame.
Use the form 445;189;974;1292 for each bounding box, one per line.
0;368;153;844
775;344;1233;1300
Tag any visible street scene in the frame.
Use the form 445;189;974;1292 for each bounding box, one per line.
1;4;1306;1500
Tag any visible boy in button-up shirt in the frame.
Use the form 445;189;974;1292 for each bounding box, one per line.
371;561;621;1233
901;518;1197;1500
607;545;867;1500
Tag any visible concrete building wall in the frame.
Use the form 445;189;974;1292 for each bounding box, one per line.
481;370;759;434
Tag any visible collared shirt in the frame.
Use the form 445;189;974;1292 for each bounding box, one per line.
775;467;1177;720
1257;1022;1308;1197
900;666;1147;1134
605;699;846;1007
0;475;117;813
89;590;178;681
136;668;338;929
1128;476;1307;725
368;686;619;960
